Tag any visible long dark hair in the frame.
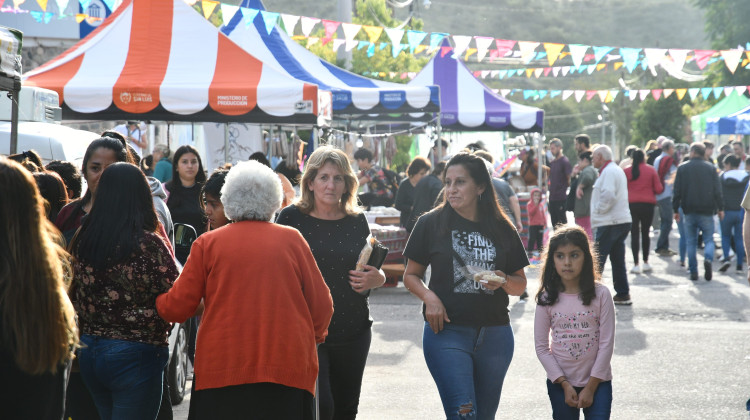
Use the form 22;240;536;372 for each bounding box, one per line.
536;225;600;306
33;171;69;222
631;149;645;181
433;153;513;241
168;145;206;187
80;137;129;205
72;163;158;270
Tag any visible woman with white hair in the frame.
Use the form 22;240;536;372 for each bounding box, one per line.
277;145;386;420
156;160;334;419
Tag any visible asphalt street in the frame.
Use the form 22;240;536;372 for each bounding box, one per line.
175;230;750;419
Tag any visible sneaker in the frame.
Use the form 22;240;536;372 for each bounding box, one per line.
704;261;712;281
519;290;529;301
642;263;652;272
613;294;632;305
719;260;731;273
656;248;677;256
679;260;685;267
737;266;744;274
689;272;698;281
631;265;642;274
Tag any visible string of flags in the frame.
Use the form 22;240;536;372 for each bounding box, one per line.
7;0;750;75
500;85;750;103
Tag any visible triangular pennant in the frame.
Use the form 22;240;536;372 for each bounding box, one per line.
614;62;624;71
643;48;667;71
300;17;320;37
357;40;370;50
686;88;699;101
389;72;396;79
518;41;540;64
652;89;663;100
345;39;359;51
384;27;405;47
500;89;511;97
568;44;589;69
429;33;448;50
379;42;388;51
517;69;525;76
597;90;608;102
406;30;427;53
201;1;218;20
362;25;384;44
400;73;407;80
392;43;406;58
604;91;614;103
332;38;345;52
464;48;477;60
79;0;91;9
240;7;259;26
543;42;565;66
30;10;44;22
260;11;279;34
619;47;641;73
724;86;735;97
56;0;70;16
693;50;715;70
550;90;562;98
533;68;543;78
495;39;516;58
627;90;637;101
586;64;597;74
475;36;493;62
639;90;650;101
525;68;534;78
552;67;561;77
574;91;585;102
676;88;688;100
481;70;490;78
586;90;598;101
592;46;614;64
414;44;427;55
736;86;748;96
473;71;481;78
490;70;499;78
342;22;362;42
720;49;743;74
44;11;53;23
663;88;674;98
543;67;552;77
321;19;340;42
562;90;574;101
700;87;712;100
596;63;606;71
37;0;48;11
218;4;240;25
538;90;548;99
280;14;299;36
452;35;472;57
441;46;453;57
713;86;724;99
74;12;86;23
498;70;508;79
562;66;570;76
668;49;689;71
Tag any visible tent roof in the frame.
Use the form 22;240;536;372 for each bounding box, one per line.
221;0;439;118
23;0;329;124
705;104;750;135
408;39;543;132
691;91;750;133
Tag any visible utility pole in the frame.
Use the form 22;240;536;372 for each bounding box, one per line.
338;0;353;69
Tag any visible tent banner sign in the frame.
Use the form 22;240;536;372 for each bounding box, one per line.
0;26;22;80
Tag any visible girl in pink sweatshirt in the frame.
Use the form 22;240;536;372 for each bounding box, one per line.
526;188;546;255
534;225;615;419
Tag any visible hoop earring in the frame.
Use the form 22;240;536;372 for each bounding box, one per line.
479;193;483;201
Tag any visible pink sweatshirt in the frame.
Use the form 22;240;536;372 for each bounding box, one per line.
526;198;546;227
534;284;615;387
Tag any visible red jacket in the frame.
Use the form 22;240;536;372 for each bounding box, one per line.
625;163;664;204
526;189;547;226
156;221;333;395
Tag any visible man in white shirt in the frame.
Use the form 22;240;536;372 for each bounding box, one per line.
591;145;633;305
114;120;148;157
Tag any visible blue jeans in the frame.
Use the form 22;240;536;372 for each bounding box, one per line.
594;223;631;297
656;197;673;250
423;323;514;420
546;379;612;420
684;213;715;274
677;208;686;263
720;209;745;266
79;335;169;420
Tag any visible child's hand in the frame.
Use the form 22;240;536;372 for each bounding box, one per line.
577;387;595;409
563;382;579;408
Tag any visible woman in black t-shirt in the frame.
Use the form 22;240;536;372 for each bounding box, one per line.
277;146;385;420
403;152;529;420
164;145;207;265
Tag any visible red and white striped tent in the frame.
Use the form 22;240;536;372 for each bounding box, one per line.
23;0;330;125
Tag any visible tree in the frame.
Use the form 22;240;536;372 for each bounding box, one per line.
693;0;750;86
631;95;688;144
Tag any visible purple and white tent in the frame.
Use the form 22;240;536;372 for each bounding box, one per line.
410;39;543;132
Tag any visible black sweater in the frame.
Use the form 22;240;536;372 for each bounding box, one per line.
720;170;749;211
673;157;723;215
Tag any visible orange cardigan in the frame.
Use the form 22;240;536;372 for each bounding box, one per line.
156;221;333;395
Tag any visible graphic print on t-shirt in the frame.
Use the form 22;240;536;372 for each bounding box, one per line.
451;230;496;294
552;310;600;360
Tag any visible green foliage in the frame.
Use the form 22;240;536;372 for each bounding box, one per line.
692;0;750;87
390;135;414;172
631;95;688;144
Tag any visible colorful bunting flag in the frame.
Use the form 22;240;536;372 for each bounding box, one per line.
429;32;447;51
240;7;258;27
574;91;585;102
543;42;565;66
720;49;743;74
475;36;493;62
713;86;723;99
643;48;667;72
321;19;340;43
592;46;613;64
562;90;573;101
36;0;48;11
652;89;662;100
663;89;674;98
676;88;688;100
259;10;279;34
568;44;589;69
452;35;472;57
362;25;383;44
693;50;715;70
300;16;320;37
384;27;405;47
201;0;218;20
518;41;540;64
737;86;748;96
668;49;689;71
495;39;516;59
619;47;641;73
280;13;299;36
406;30;427;53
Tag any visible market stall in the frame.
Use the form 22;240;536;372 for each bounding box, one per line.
0;26;22;154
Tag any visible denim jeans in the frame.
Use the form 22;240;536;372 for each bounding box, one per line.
720;209;745;266
656;197;673;250
684;213;715;274
594;223;631;297
546;379;612;420
677;208;686;263
79;335;169;420
423;323;514;420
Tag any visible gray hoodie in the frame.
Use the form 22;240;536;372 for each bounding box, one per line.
148;177;175;246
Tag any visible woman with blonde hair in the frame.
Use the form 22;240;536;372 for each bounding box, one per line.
0;157;78;419
277;145;386;420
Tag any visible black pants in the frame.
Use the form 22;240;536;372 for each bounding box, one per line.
528;225;544;252
549;200;567;229
188;382;314;420
318;329;372;420
630;202;655;264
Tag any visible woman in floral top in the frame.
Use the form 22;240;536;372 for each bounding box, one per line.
70;162;179;420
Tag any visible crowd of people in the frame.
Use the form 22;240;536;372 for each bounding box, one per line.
4;127;749;420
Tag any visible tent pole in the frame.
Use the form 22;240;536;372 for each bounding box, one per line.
537;132;543;191
224;123;229;165
436;115;442;162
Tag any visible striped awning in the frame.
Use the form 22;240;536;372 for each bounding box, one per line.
23;0;330;125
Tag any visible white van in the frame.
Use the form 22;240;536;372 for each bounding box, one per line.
0;86;99;167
